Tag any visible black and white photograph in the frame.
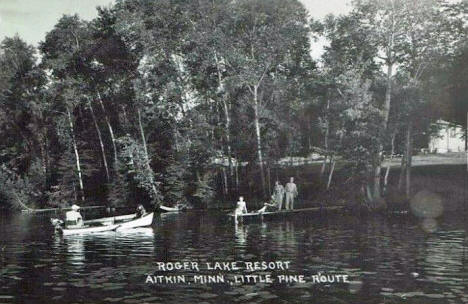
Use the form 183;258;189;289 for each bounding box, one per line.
0;0;466;303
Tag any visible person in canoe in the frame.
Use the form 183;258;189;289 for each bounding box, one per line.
234;196;248;224
257;195;280;213
136;204;147;218
234;196;247;224
285;177;298;210
65;204;84;228
235;196;248;215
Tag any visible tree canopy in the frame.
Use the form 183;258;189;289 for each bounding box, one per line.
0;0;465;210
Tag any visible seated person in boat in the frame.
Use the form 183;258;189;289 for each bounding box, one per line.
234;196;248;216
257;195;280;213
65;204;83;228
136;204;147;218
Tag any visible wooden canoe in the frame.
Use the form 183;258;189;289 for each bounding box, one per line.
55;212;154;235
115;212;154;231
84;213;136;225
157;205;187;213
57;223;120;235
229;206;344;218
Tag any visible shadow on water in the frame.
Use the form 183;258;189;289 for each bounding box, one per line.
0;210;466;303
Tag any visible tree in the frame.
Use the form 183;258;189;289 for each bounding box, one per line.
184;0;236;191
40;15;94;202
326;65;384;203
113;0;191;205
0;36;48;208
225;0;310;196
350;0;465;202
316;13;379;192
351;0;412;203
400;0;466;197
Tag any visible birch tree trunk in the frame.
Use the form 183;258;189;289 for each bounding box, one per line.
253;86;266;196
326;156;336;190
235;158;239;190
372;19;395;204
374;61;394;199
222;167;228;196
320;98;330;181
223;100;233;178
267;165;271;195
214;52;234;180
66;107;85;202
88;100;110;182
405;121;413;198
137;107;159;201
398;150;407;191
96;90;118;166
373;159;382;200
383;131;396;193
320;156;328;181
383;63;394;125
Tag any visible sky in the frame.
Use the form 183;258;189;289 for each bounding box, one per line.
0;0;352;58
0;0;115;45
0;0;352;43
301;0;352;58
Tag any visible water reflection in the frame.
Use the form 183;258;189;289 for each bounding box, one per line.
0;211;465;304
276;220;298;250
116;227;154;237
424;231;465;285
65;237;85;266
234;221;248;248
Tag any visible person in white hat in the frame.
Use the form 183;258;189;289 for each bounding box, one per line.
65;204;83;228
135;204;146;218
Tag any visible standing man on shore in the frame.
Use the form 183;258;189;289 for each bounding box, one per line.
285;177;298;210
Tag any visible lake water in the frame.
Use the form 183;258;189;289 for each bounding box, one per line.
0;210;466;303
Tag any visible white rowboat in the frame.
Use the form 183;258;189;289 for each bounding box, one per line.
158;205;184;212
115;212;154;231
54;212;154;235
58;223;120;235
229;206;344;218
84;213;136;225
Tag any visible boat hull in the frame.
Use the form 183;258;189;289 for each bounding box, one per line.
115;213;154;231
59;224;120;235
55;213;154;235
84;214;136;225
229;206;344;218
158;205;180;213
157;204;187;213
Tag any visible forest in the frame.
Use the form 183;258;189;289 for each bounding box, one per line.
0;0;466;211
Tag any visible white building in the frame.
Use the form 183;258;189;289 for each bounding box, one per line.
428;120;465;153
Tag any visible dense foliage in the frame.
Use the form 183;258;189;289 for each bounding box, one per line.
0;0;465;210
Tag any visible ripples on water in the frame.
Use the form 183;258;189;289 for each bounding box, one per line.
0;210;466;303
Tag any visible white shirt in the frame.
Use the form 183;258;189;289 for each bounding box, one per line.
285;182;297;195
66;210;83;222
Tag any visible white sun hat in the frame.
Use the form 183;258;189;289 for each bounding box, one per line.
71;204;81;211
